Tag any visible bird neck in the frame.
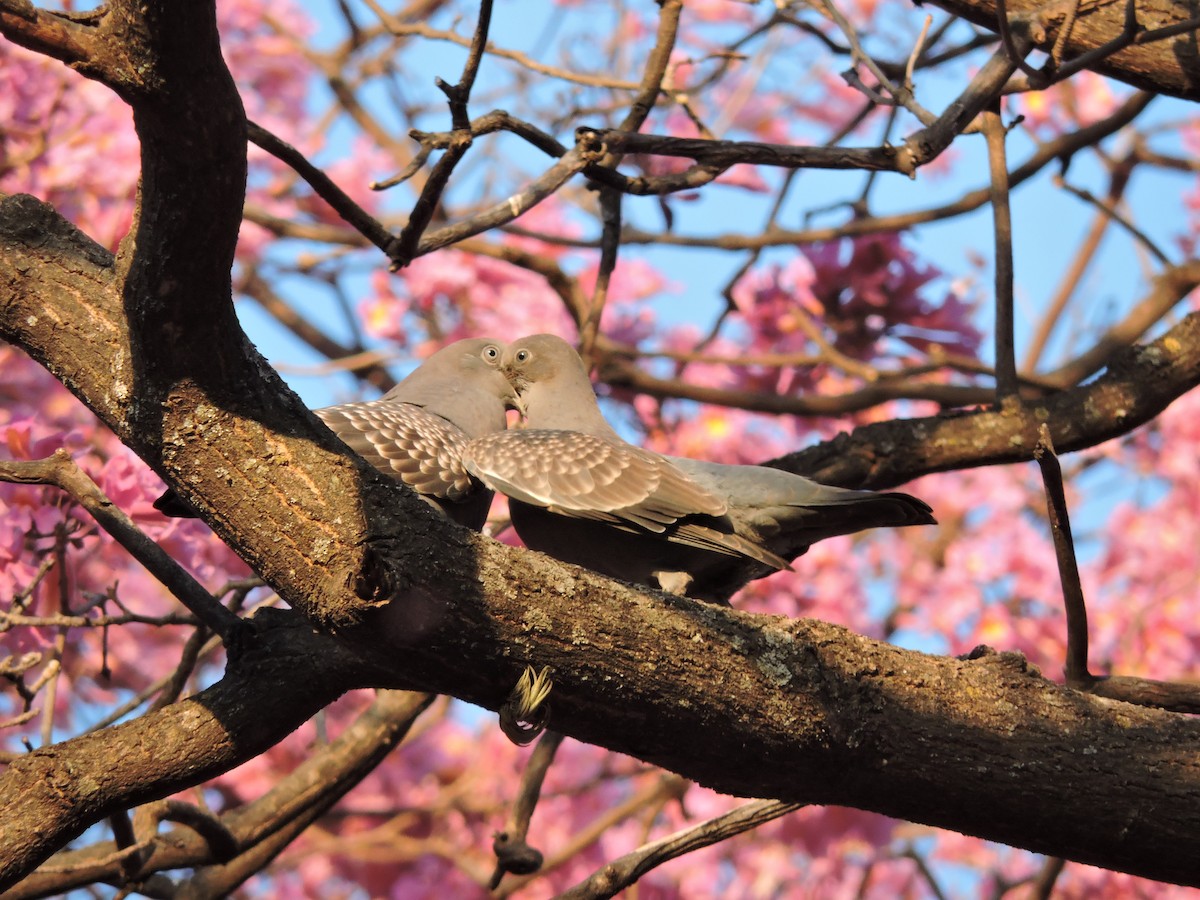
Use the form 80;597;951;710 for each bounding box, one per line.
386;379;506;438
521;380;621;439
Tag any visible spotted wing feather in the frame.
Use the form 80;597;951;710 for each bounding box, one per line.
315;400;476;501
462;429;727;533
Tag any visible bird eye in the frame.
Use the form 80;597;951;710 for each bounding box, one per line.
515;349;530;363
482;345;500;361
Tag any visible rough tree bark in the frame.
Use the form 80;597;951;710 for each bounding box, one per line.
928;0;1200;101
2;0;1200;893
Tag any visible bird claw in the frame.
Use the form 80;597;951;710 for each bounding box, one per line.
499;664;554;745
653;570;693;596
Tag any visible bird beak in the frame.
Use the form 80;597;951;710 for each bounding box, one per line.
510;394;528;421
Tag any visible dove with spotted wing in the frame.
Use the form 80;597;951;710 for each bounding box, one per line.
462;334;935;603
156;338;513;531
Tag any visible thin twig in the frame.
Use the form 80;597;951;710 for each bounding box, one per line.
386;0;495;268
1033;425;1090;687
247;121;392;252
360;1;641;92
489;730;565;888
581;188;621;363
981;104;1018;400
494;775;690;898
556;799;803;900
1032;855;1067;899
1054;174;1170;265
993;0;1043;79
905;16;934;89
818;0;935;124
413;137;604;260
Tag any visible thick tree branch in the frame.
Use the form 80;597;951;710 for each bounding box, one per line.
8;555;1200;889
776;304;1200;490
0;0;98;71
4;1;1200;890
930;0;1200;101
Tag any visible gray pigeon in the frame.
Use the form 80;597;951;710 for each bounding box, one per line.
461;333;935;603
156;338;513;531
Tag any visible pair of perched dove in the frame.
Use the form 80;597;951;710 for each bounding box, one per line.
158;334;934;602
459;334;934;602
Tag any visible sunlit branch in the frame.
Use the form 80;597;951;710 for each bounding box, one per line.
777;306;1200;489
0;608;195;630
573;0;682;359
819;0;937;124
905;15;935;87
412;138;605;259
1087;675;1200;714
361;0;642;91
615;0;680;137
928;0;1200;99
0;0;97;70
1016;0;1200;90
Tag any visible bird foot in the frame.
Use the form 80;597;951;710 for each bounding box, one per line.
653;570;693;596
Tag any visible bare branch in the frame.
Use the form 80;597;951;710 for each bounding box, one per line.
8;688;434;899
557;800;803;900
0;452;244;643
386;0;495;268
489;730;564;888
0;0;98;70
777;303;1200;489
248;121;393;252
928;0;1200;101
412;137;606;259
982;105;1019;400
1054;173;1170;265
1033;425;1091;687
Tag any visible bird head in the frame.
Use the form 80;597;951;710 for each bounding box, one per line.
456;338;513;402
386;337;514;437
501;334;616;437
